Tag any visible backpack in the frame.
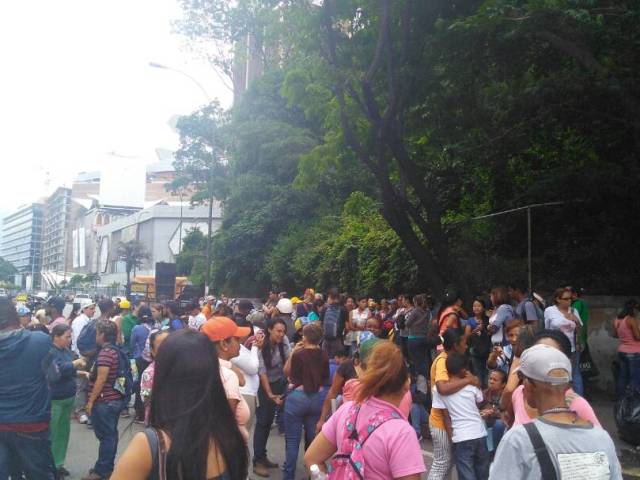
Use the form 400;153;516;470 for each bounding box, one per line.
329;403;402;479
77;319;98;357
520;298;544;328
105;344;134;406
323;305;341;340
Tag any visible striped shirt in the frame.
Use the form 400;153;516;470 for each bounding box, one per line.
89;346;122;403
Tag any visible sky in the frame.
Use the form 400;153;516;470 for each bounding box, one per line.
0;0;232;219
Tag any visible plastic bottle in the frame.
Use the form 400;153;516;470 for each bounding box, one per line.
310;464;328;479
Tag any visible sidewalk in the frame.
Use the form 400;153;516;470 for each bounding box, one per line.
588;389;640;478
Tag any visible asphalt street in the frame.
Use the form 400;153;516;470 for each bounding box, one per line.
64;415;436;479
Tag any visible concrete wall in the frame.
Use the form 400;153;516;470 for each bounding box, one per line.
583;295;639;395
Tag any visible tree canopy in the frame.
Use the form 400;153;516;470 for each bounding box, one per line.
175;0;640;297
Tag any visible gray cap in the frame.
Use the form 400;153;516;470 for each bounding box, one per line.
518;344;572;385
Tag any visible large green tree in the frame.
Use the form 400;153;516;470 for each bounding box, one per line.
177;0;640;296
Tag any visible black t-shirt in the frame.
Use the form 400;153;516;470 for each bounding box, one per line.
336;359;357;381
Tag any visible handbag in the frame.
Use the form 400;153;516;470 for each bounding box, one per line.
143;428;167;480
579;344;599;379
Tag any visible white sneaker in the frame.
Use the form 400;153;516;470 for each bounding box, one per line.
78;413;89;424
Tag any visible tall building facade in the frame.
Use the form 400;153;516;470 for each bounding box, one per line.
0;203;44;289
42;187;71;277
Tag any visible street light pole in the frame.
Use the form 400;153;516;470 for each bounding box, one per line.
149;61;216;295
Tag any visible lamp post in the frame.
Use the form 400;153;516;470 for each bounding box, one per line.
149;62;215;295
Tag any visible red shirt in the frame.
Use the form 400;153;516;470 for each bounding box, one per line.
89;347;122;403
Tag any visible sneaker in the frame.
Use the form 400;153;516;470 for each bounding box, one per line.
253;463;269;478
263;458;279;469
57;467;70;477
78;414;89;424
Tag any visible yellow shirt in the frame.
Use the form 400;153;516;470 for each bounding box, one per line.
428;351;449;430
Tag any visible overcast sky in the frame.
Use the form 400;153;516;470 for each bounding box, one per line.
0;0;231;219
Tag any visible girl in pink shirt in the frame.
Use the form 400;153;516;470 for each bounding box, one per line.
304;341;425;480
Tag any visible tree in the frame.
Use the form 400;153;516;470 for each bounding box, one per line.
117;240;149;297
175;228;207;287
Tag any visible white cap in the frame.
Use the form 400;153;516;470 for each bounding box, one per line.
518;344;572;384
276;298;294;314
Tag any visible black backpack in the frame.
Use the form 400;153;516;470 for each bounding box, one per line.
77;319;98;357
323;304;341;339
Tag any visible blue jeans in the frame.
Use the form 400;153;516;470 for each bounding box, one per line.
91;399;124;477
410;402;428;438
283;389;326;480
0;428;56;480
491;419;506;450
572;351;584;396
454;436;489;480
617;352;640;398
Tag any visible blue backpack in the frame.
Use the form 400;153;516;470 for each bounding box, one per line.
77;319;98;357
104;344;134;406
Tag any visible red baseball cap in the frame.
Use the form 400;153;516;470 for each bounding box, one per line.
202;316;251;342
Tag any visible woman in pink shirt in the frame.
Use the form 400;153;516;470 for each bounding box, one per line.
612;299;640;399
509;329;601;427
304;341;426;480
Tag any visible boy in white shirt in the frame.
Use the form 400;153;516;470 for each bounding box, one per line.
432;352;489;480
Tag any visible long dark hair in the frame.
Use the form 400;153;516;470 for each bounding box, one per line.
262;318;286;369
150;330;248;479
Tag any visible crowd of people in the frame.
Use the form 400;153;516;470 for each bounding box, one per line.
0;282;637;479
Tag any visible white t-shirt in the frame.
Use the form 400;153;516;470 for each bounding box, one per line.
432;384;486;443
188;312;207;331
544;305;582;352
71;313;90;355
231;344;260;396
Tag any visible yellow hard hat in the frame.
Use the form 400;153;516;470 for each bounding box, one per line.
120;299;131;309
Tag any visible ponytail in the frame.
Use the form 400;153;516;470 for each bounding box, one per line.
355;341;408;403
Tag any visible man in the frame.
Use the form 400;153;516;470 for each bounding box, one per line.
187;300;207;331
120;299;138;354
490;344;621;479
202;295;215;320
0;296;55;479
508;282;542;326
73;299;97;424
202;317;252;441
83;320;125;480
234;299;254;329
165;301;184;331
320;288;347;358
46;296;68;331
567;286;589;351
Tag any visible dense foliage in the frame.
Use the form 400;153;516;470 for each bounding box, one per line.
175;0;640;297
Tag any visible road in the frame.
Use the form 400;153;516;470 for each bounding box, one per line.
64;416;436;479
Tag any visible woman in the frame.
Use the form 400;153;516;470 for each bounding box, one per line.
253;318;291;477
139;329;169;425
428;329;478;480
46;324;88;478
150;303;165;329
466;297;492;388
342;296;356;350
487;286;515;346
505;329;600;427
282;323;329;480
131;307;155;423
305;341;426;479
613;299;640;398
437;291;463;337
544;287;583;395
347;297;370;356
405;293;433;380
111;330;248;480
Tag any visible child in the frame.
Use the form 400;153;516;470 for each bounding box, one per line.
432;352;489;480
480;369;507;452
486;319;523;374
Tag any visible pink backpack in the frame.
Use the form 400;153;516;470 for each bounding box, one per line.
328;403;402;479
